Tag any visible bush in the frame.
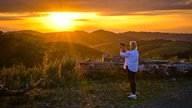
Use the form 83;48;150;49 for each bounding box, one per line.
0;64;42;89
0;54;78;89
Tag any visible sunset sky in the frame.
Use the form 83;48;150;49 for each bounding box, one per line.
0;0;192;33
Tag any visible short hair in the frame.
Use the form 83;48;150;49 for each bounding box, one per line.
129;41;137;50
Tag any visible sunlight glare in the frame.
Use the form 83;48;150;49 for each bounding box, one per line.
44;12;98;31
49;12;78;27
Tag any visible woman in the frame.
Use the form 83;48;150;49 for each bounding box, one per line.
120;41;139;99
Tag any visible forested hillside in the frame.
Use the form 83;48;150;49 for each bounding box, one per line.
0;32;102;67
0;30;191;67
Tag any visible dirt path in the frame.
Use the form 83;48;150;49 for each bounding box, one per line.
144;81;192;108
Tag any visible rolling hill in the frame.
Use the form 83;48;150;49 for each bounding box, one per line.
37;29;192;43
0;29;191;67
38;30;192;56
0;33;102;67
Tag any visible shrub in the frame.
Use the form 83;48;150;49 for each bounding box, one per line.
0;64;42;89
0;53;78;89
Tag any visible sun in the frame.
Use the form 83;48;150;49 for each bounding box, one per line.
31;12;99;32
50;13;71;27
48;12;80;30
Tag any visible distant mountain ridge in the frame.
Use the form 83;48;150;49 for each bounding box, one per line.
119;31;192;42
6;29;191;42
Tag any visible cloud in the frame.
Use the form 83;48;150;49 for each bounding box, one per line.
0;12;49;20
75;19;90;22
0;16;22;20
0;26;19;31
99;9;192;16
0;0;191;14
186;0;192;4
22;12;49;17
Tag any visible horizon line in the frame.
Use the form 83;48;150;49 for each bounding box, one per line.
1;29;192;35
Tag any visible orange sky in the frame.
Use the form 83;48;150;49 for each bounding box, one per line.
0;0;192;33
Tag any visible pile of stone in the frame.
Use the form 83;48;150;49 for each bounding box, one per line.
139;59;192;77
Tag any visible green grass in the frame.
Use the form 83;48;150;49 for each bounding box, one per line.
1;77;191;108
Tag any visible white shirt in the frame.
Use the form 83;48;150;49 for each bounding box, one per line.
120;50;139;72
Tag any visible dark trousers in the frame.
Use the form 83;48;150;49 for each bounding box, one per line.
126;66;136;94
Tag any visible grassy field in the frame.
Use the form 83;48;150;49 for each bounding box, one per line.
1;76;191;108
0;59;192;108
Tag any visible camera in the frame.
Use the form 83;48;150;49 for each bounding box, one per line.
120;43;125;46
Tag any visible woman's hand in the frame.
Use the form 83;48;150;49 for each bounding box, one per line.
120;45;126;52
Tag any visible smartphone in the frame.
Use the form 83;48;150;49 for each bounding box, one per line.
120;43;125;46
